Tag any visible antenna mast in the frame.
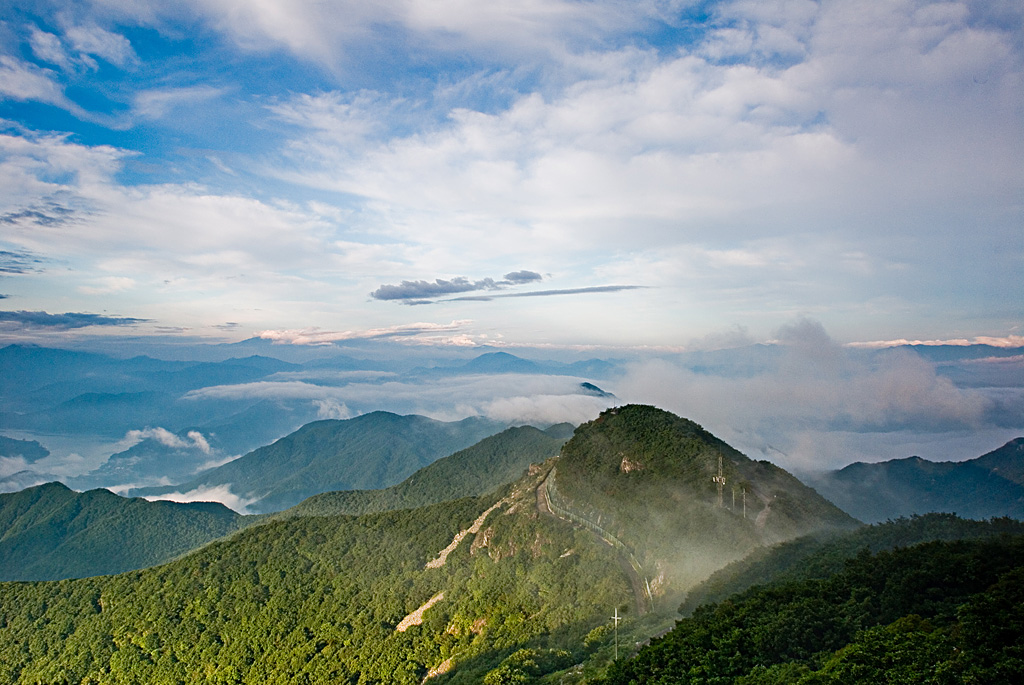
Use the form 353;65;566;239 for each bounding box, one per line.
612;607;622;660
713;453;726;507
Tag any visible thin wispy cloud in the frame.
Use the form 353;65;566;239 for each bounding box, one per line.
62;23;138;68
447;285;646;302
182;371;614;427
258;320;473;345
0;250;42;274
615;319;1016;468
144;484;257;514
0;310;149;329
370;271;545;304
0;204;75;227
133;86;225;120
848;335;1024;350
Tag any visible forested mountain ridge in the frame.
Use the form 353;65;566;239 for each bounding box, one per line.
4;405;1006;683
600;517;1024;683
278;424;569;518
135;411;506;513
0;424;569;581
551;405;858;597
0;482;243;581
0;405;857;683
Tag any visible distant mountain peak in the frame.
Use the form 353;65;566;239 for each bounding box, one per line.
462;352;540;373
579;381;614;397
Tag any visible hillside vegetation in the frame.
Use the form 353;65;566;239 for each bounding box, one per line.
601;522;1024;683
137;411;505;513
280;424;569;517
553;405;857;597
5;405;1013;683
0;470;632;684
0;482;242;581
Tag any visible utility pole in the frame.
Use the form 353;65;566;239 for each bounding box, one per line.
612;607;621;661
713;453;726;507
742;487;747;519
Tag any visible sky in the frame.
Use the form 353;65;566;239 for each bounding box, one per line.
0;0;1020;351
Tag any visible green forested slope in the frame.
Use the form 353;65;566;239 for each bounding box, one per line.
0;424;564;582
680;512;1024;614
0;470;632;684
553;405;858;596
601;529;1024;684
0;482;242;581
138;411;505;513
7;406;1012;684
281;425;568;517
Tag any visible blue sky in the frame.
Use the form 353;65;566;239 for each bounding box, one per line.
1;0;1022;350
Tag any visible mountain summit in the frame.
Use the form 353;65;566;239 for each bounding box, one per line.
548;405;857;595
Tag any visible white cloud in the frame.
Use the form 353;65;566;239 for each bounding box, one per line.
144;484;258;513
120;427;212;453
186;430;211;454
93;0;641;67
29;29;76;71
77;276;136;295
261;0;1021;285
849;335;1024;349
2;0;1020;347
106;477;174;495
0;56;77;111
314;398;351;419
183;381;342;402
0;130;382;331
63;24;137;67
182;372;616;426
614;320;1000;470
0;455;31;479
133;86;225;120
482;394;608;426
192;453;242;473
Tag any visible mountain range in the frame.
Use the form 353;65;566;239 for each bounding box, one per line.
0;482;242;582
132;411;507;513
0;422;571;581
0;343;617;493
803;437;1024;522
0;404;1022;683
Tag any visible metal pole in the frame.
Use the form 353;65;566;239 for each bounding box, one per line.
612;607;621;660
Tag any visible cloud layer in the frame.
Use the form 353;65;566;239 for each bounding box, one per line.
615;320;1016;469
143;484;258;514
0;0;1019;350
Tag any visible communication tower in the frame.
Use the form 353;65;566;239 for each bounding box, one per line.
713;453;726;507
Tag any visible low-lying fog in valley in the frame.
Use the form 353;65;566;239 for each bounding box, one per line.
2;320;1021;514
